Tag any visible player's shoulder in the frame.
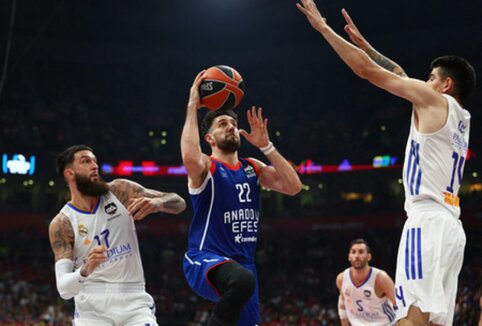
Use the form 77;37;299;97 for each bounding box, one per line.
374;268;393;283
49;211;73;233
50;211;69;224
336;270;346;287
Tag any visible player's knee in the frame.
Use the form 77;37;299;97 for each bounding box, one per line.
226;268;255;303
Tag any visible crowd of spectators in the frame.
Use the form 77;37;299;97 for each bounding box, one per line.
0;227;480;325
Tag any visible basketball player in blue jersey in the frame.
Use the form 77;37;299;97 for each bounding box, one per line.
297;2;476;325
181;71;302;326
49;145;186;325
336;239;396;326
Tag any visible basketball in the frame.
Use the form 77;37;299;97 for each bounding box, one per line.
199;65;245;111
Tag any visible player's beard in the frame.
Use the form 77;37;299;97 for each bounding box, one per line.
352;260;368;270
75;174;109;197
217;135;240;153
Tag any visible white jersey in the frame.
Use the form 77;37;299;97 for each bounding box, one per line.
341;267;395;326
60;191;146;284
403;94;470;217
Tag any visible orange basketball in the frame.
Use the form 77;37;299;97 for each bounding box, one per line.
199;65;245;111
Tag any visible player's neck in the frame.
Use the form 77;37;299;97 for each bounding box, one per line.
350;266;371;284
211;150;239;167
69;191;101;212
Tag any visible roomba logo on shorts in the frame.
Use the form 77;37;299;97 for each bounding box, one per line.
234;234;257;243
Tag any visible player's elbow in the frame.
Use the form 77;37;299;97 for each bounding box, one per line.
287;180;303;196
173;195;187;214
353;64;371;80
57;287;74;300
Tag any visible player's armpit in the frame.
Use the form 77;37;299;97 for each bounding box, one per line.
48;212;75;261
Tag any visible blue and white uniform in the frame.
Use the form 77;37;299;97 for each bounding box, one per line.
395;94;470;325
183;157;261;325
341;267;395;325
61;192;157;326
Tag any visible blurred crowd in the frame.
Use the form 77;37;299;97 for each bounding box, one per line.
0;228;480;325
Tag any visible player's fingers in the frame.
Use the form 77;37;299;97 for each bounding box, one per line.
341;9;354;26
264;118;269;130
257;107;264;122
246;108;254;125
239;129;250;139
127;198;142;215
134;205;152;221
251;106;259;123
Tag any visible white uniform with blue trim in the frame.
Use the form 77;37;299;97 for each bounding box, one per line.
395;94;469;325
60;191;157;326
341;267;395;325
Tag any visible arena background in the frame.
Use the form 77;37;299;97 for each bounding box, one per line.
0;0;481;324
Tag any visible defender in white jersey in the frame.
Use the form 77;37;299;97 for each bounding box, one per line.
336;239;396;326
49;145;186;325
297;3;476;325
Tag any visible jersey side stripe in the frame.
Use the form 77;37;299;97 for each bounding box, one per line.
199;177;215;250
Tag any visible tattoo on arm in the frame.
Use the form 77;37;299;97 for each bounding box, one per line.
366;48;407;77
49;213;75;262
109;179;186;214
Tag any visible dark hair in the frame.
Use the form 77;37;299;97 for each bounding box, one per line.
430;55;476;105
200;109;238;137
56;144;93;179
349;238;371;253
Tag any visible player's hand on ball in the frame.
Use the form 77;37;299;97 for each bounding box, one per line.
239;106;270;149
188;70;206;110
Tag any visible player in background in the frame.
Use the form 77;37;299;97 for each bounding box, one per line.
181;71;302;325
336;239;396;326
297;2;476;325
49;144;186;325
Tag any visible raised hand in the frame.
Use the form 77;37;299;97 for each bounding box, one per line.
296;0;328;32
239;106;270;149
80;245;107;277
342;9;371;51
188;70;206;110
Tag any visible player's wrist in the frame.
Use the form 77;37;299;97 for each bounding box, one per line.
80;265;89;278
259;141;275;156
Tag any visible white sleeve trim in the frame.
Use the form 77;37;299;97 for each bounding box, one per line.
188;171;212;195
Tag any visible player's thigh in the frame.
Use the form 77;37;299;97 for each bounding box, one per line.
122;292;158;326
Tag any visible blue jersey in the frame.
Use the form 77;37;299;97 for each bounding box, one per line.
187;157;260;264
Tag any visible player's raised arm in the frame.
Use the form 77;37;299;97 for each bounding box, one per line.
108;178;186;220
181;70;212;188
239;106;302;196
296;0;445;111
341;8;407;77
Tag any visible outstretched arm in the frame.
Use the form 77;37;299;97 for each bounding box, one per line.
240;107;302;196
341;9;407;77
181;70;212;189
109;179;186;220
296;0;445;110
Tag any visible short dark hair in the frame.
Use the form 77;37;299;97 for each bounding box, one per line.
56;145;93;179
200;109;238;137
349;238;371;253
430;55;476;105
